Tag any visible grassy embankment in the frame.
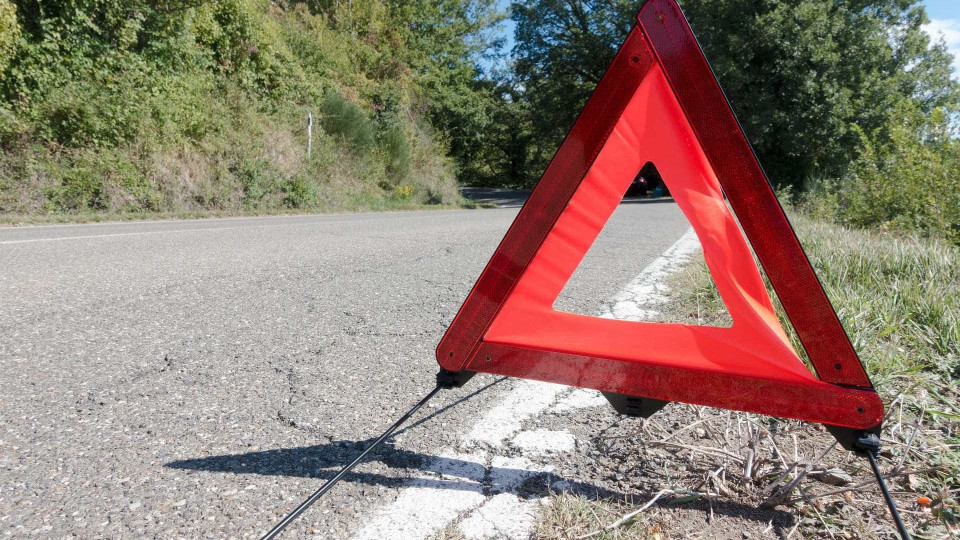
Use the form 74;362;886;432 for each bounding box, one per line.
536;214;959;539
0;1;475;225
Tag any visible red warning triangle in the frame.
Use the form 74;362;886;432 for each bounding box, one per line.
437;0;882;432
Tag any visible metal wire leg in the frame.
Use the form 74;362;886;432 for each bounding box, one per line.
260;384;444;540
857;433;910;540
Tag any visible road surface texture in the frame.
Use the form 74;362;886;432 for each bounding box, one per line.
0;195;689;538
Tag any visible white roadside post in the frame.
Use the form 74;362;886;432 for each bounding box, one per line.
307;112;313;159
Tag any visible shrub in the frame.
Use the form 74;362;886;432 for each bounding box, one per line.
392;184;413;200
235;157;282;209
284;175;315;208
37;75;149;147
319;91;374;155
829;106;960;244
379;124;411;183
45;167;109;212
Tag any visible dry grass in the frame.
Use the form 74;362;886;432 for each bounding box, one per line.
429;524;468;540
535;492;669;539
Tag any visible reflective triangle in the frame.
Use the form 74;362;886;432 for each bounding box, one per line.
437;0;882;432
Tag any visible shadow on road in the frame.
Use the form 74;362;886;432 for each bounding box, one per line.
459;187;530;208
618;196;677;205
166;441;793;530
167;372;793;531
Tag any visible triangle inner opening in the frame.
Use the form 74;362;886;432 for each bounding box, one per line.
552;161;732;328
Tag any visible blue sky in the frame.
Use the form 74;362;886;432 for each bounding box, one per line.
924;0;960;20
924;0;960;75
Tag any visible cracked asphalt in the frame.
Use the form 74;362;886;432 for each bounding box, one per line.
0;196;689;539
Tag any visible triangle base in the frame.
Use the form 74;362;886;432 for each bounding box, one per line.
469;342;882;430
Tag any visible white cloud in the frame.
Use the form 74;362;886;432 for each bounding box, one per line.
925;18;960;77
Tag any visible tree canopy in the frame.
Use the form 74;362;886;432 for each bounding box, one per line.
509;0;959;190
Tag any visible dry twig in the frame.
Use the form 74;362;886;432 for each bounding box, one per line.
575;489;672;539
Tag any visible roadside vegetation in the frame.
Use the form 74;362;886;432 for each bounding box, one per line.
535;215;960;538
0;0;503;219
2;0;959;242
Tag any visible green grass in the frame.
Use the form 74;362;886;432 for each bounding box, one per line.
672;213;960;393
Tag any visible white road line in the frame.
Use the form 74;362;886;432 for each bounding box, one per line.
0;207;517;245
352;228;701;540
0;216;416;245
601;228;701;321
0;227;239;245
0;206;488;232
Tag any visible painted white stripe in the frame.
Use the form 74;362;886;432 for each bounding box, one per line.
0;227;241;245
351;228;701;539
0;211;482;245
459;493;541;540
0;220;363;245
351;450;488;540
466;380;567;447
601;228;701;321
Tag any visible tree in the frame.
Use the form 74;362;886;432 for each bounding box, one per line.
511;0;959;189
382;0;508;178
512;0;632;180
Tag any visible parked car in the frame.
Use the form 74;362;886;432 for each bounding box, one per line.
624;162;669;198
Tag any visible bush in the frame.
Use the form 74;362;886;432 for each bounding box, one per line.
235;157;283;209
42;149;160;213
43;157;111;212
37;73;149;147
319;91;374;155
819;106;960;244
283;175;315;208
379;124;411;183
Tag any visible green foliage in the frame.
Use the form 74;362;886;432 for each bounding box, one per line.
802;104;960;243
45;167;109;212
0;0;17;74
319;91;375;155
459;78;534;186
510;0;634;178
384;0;507;183
682;0;958;189
509;0;959;190
379;124;411;183
37;70;150;147
498;0;960;242
283;175;315;208
43;148;158;213
0;0;500;216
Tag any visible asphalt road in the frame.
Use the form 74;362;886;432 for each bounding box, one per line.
0;195;690;538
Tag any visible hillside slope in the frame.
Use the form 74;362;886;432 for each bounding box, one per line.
0;0;500;218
